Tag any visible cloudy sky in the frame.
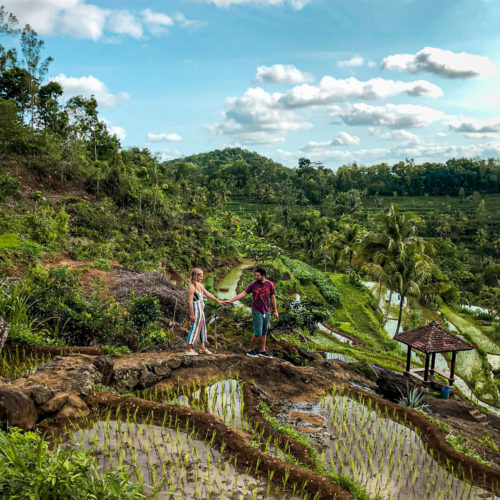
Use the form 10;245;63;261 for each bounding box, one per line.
5;0;500;168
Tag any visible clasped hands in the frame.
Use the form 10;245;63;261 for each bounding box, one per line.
215;299;232;306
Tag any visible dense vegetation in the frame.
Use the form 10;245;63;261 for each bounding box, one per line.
0;7;499;497
0;6;499;345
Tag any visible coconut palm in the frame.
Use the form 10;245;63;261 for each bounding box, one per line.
389;248;433;335
332;223;362;271
360;204;431;312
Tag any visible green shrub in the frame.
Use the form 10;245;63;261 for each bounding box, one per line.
0;173;20;202
0;428;144;499
129;294;161;330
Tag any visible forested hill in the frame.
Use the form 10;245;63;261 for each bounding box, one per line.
165;148;500;204
166;147;287;172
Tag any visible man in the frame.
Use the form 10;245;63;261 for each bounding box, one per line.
224;267;279;358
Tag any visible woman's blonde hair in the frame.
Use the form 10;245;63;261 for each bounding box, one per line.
189;268;203;285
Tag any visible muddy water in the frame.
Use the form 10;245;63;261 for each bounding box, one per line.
72;417;281;500
215;261;254;303
320;395;498;500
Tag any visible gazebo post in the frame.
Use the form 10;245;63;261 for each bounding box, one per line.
430;353;436;380
423;353;430;382
450;351;457;386
405;345;412;375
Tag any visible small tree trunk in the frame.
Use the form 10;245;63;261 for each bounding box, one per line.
386;290;393;317
395;295;404;335
376;281;383;309
0;318;9;353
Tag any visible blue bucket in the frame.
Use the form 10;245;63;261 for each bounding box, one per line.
441;386;450;399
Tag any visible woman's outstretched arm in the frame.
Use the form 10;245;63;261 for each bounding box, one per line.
201;286;222;304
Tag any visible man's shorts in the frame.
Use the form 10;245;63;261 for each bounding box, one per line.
252;311;270;337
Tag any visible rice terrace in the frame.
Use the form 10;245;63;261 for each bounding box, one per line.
0;0;500;499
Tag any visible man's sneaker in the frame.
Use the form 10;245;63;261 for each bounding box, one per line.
259;350;273;359
200;348;213;355
185;350;199;356
246;349;259;358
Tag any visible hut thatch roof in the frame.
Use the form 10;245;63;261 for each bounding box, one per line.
394;321;474;353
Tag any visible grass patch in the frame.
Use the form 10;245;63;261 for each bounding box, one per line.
0;233;20;249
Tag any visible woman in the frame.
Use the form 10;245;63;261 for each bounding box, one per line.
185;268;221;355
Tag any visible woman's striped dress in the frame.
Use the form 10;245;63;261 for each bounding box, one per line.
186;289;207;345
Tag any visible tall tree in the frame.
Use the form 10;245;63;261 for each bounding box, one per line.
360;204;430;313
20;25;53;128
332;223;361;271
0;6;19;71
389;248;432;335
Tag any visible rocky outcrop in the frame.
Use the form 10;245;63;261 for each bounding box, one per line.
0;354;113;427
0;389;38;431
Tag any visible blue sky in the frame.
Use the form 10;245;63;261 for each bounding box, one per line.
4;0;500;168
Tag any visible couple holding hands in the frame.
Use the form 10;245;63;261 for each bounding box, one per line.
185;267;279;358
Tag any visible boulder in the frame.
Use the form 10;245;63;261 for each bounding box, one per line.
30;385;54;406
113;368;140;392
152;361;172;378
56;395;90;419
167;358;182;370
0;389;38;431
93;355;114;385
139;368;159;389
39;392;69;414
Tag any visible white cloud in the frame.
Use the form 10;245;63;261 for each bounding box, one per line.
393;140;500;160
254;64;313;84
59;2;109;40
2;1;196;41
196;0;312;9
338;56;364;68
107;10;143;39
109;125;127;141
1;0;77;35
206;87;312;145
448;116;500;134
141;8;174;35
172;12;206;30
381;47;498;79
332;103;446;129
380;130;422;144
279;76;442;108
158;149;183;161
50;74;130;107
462;132;500;140
278;147;390;165
484;92;500;107
147;133;183;142
281;139;500;168
301;132;360;151
332;131;360;145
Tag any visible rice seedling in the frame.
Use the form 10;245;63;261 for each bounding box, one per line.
0;346;53;379
67;407;313;500
320;392;498;500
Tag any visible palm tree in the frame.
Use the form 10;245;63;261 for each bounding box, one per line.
253;210;275;238
360;204;431;313
389;248;432;335
332;224;362;271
